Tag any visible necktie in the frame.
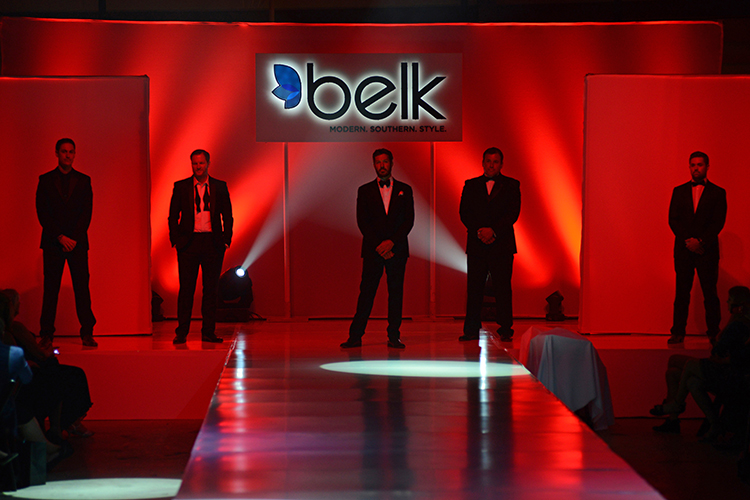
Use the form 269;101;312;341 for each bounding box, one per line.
379;178;390;188
195;185;202;213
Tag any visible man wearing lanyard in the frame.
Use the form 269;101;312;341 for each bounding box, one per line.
668;151;727;344
168;149;233;344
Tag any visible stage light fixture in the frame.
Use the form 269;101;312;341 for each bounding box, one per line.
219;266;252;302
217;266;255;322
151;290;164;322
545;290;566;321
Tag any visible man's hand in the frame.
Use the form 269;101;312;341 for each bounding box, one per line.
58;235;77;252
376;240;395;258
685;237;704;255
477;227;496;245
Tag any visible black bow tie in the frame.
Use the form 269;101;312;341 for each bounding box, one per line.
379;178;391;188
195;184;210;213
485;176;498;183
691;180;706;187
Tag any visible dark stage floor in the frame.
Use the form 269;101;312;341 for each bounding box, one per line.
9;319;750;500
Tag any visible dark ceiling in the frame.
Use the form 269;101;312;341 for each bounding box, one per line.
1;1;749;72
0;0;747;23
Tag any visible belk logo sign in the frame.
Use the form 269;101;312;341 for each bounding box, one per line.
256;54;462;142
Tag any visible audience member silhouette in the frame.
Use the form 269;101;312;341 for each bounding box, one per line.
651;285;750;439
1;293;71;471
0;310;32;467
1;289;93;444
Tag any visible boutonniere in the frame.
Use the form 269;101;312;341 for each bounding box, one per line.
398;191;404;196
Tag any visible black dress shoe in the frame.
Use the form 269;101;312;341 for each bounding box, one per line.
459;333;479;341
173;336;187;345
387;339;405;349
497;328;514;342
202;334;224;343
667;334;684;344
340;339;362;348
81;335;98;347
649;401;685;416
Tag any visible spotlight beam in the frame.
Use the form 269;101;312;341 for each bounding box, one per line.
321;360;530;378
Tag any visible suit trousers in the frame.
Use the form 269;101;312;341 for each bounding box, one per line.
176;233;225;337
40;245;96;338
349;254;407;340
464;251;514;336
671;251;721;337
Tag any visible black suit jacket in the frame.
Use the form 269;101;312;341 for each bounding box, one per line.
356;179;414;259
36;168;93;250
668;180;727;260
168;176;233;251
459;174;521;256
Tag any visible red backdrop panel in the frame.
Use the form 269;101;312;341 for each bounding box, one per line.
287;142;432;318
0;77;151;335
0;19;722;319
581;75;750;334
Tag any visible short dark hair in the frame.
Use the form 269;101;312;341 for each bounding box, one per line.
0;289;20;312
483;147;503;163
689;151;709;166
56;138;75;152
372;148;393;163
729;286;750;307
191;149;210;162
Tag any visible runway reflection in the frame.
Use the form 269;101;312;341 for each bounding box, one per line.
176;320;663;499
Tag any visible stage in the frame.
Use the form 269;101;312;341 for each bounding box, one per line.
54;318;712;421
50;318;715;499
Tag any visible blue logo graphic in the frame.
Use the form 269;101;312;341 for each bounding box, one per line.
271;64;301;109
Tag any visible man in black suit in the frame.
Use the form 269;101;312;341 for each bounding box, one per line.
36;138;97;348
341;148;414;349
459;147;521;343
668;151;727;344
168;149;233;344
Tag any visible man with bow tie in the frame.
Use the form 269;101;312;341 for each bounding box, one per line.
168;149;233;344
341;148;414;349
36;138;97;347
667;151;727;344
459;147;521;343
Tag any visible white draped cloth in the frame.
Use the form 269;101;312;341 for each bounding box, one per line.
519;327;615;430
